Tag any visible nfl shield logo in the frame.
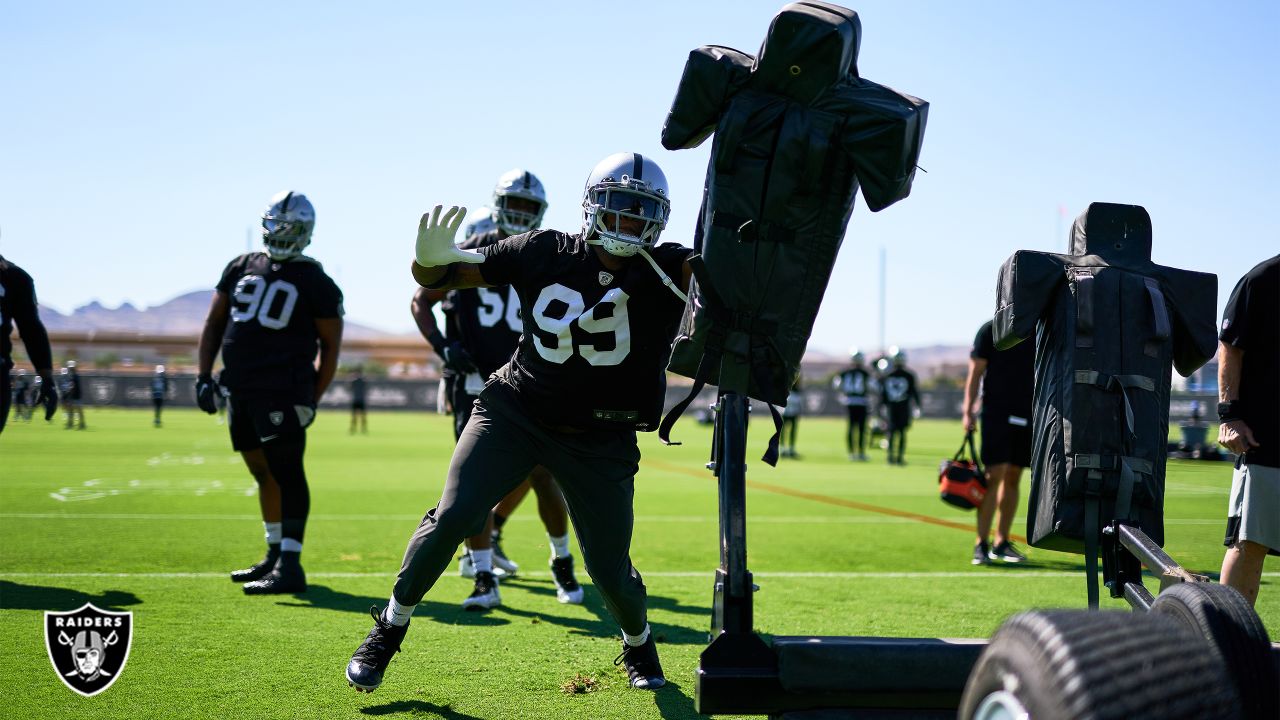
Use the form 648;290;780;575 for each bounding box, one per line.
44;603;133;696
269;411;284;426
598;271;614;286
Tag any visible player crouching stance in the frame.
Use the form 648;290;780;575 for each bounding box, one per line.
346;153;692;693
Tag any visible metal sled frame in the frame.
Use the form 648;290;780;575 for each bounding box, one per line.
696;392;983;717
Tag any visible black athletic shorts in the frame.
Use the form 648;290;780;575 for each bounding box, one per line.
0;362;11;434
227;390;315;452
351;401;366;411
886;405;912;431
980;411;1032;468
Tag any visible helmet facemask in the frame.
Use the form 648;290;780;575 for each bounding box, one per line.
491;170;548;236
261;191;315;261
584;180;670;258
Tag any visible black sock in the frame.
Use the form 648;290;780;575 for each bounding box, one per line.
277;550;302;570
492;512;509;532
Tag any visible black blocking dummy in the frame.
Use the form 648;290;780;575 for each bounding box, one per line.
658;2;927;457
993;203;1216;602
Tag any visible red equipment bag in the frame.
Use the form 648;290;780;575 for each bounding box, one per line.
938;432;987;510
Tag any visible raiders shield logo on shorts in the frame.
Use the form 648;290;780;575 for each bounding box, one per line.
44;603;133;696
269;411;284;426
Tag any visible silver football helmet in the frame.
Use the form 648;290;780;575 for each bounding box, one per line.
849;347;865;365
581;152;670;258
261;191;315;261
890;346;906;366
491;169;547;235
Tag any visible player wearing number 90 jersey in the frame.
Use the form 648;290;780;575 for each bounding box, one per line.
197;190;344;597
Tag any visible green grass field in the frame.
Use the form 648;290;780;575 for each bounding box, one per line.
1;408;1275;719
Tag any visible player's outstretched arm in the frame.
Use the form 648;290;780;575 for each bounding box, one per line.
411;205;491;291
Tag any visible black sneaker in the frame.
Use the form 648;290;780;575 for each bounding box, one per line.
989;541;1027;563
972;542;990;566
230;546;280;583
615;636;666;690
550;556;584;604
346;606;409;693
460;571;500;610
243;553;306;594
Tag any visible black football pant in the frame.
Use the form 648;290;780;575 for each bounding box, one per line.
0;362;10;435
846;405;868;454
394;382;648;635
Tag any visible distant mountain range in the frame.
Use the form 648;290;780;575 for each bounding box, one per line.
38;290;407;341
36;291;971;371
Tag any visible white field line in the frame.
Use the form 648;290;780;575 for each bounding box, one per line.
3;571;1277;580
0;513;1227;525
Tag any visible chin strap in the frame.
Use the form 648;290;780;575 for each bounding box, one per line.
636;247;688;304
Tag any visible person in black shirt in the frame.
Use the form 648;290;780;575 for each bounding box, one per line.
0;254;56;433
780;379;804;458
880;348;919;465
61;361;85;430
348;153;691;694
410;170;584;611
11;369;32;422
196;191;344;595
833;348;872;461
349;367;367;435
150;365;170;428
963;320;1034;565
1217;254;1279;607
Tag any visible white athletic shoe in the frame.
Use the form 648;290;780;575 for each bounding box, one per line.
461;571;501;611
458;555;509;580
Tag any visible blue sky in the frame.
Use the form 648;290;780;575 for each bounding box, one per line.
2;1;1276;354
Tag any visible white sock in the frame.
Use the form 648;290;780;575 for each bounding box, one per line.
548;534;571;560
471;548;493;574
264;522;282;545
280;538;303;553
622;623;651;647
384;596;414;626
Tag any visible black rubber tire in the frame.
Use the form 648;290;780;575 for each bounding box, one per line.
959;610;1240;720
1151;582;1277;720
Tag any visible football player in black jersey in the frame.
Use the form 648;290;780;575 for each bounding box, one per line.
151;365;170;428
880;348;920;465
833;348;872;460
61;361;85;430
0;254;57;433
410;169;586;611
196;191;344;595
348;152;692;694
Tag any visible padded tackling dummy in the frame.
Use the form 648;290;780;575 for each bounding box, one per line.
659;2;927;417
993;203;1216;584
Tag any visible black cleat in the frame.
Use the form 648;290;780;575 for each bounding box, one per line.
615;635;666;690
346;606;409;693
972;541;991;566
490;531;519;576
242;557;306;595
230;546;280;583
550;556;584;604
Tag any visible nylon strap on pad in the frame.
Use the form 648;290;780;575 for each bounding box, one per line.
1072;270;1095;348
1143;277;1171;358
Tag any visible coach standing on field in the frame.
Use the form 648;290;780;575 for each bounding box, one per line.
963;319;1034;566
1217;254;1279;607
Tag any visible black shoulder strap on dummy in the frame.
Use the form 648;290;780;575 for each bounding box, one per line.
660;256;725;447
1143;277;1172;357
1071;268;1095;348
658;255;784;467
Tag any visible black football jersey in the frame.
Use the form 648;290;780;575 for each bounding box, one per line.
441;228;523;376
215;252;343;396
880;368;918;408
834;367;870;406
479;231;692;431
0;256;50;369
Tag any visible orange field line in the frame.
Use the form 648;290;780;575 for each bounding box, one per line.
645;458;1027;544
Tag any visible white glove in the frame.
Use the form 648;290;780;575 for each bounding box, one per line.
414;205;484;267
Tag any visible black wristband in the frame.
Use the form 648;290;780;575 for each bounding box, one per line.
1218;401;1241;422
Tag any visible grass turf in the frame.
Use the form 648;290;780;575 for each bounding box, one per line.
1;408;1274;719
